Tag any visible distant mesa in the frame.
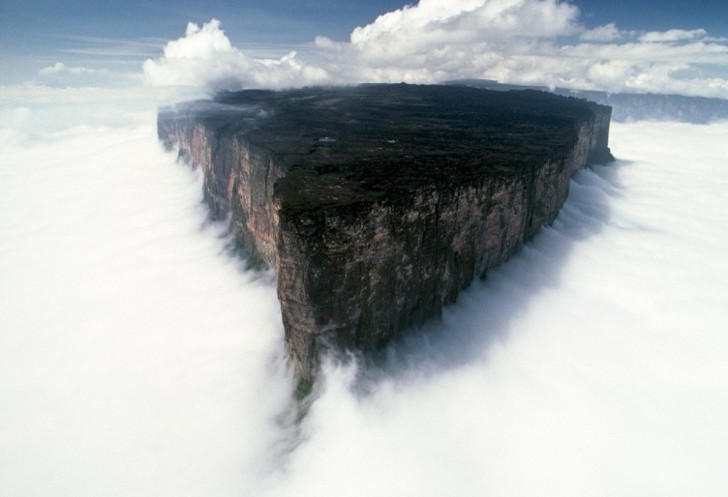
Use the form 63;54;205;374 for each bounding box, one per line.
158;83;614;384
448;79;728;123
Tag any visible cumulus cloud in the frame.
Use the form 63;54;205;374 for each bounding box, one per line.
320;0;728;97
311;0;581;84
143;19;330;92
144;1;728;99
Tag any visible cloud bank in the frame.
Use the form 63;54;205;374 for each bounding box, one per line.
0;92;297;496
143;0;728;98
2;80;728;496
257;120;728;497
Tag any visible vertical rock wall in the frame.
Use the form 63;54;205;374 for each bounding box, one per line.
158;96;612;382
158;117;284;267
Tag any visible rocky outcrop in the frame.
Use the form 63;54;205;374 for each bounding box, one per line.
158;84;613;382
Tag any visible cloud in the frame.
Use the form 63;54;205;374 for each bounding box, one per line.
143;1;728;99
320;0;728;97
640;28;708;43
39;62;102;76
580;22;624;42
59;35;165;58
3;66;728;497
254;120;728;497
37;61;141;88
0;86;296;496
143;19;329;92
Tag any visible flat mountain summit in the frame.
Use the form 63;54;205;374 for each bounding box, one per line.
158;84;613;383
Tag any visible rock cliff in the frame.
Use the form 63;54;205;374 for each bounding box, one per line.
158;84;613;382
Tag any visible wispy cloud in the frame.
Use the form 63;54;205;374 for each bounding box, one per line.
579;23;626;42
639;29;708;43
39;62;110;76
37;61;142;88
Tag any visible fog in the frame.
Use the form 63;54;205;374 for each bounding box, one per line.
0;94;295;496
1;87;727;496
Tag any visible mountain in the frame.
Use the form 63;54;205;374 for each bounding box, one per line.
158;83;613;385
449;79;728;123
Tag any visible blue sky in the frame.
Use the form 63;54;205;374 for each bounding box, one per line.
3;0;725;47
2;0;727;97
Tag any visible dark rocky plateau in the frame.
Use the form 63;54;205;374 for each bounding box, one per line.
157;84;613;382
450;79;728;123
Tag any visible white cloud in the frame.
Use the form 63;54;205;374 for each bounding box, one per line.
39;62;101;76
253;120;728;497
3;64;728;497
143;19;330;92
143;1;728;99
37;61;141;88
315;0;582;84
580;22;624;42
0;86;295;496
322;0;728;97
640;28;708;43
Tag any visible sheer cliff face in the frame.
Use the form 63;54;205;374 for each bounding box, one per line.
158;85;613;381
159;117;283;267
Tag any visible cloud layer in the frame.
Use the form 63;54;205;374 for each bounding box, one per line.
0;93;296;496
2;82;728;496
143;0;728;98
258;120;728;496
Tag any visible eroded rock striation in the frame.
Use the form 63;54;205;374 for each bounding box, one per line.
158;84;613;381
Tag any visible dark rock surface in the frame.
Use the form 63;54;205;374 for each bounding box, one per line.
158;84;613;381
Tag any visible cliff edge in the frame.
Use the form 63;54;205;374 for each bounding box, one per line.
158;84;613;381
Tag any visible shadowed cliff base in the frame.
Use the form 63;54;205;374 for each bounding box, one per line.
157;84;614;385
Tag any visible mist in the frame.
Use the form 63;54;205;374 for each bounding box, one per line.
0;94;296;496
264;121;728;496
2;84;727;497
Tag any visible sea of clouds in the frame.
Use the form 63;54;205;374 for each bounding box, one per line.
3;0;728;495
2;82;727;497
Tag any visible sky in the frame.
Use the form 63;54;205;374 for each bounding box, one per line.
2;0;728;97
1;1;728;496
